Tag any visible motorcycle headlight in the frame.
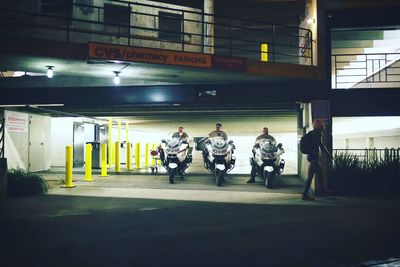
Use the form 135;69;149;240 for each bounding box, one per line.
212;148;227;154
166;147;180;154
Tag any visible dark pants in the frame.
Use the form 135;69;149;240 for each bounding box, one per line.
303;160;322;196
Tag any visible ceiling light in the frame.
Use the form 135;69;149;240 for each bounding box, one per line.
113;71;120;85
307;18;315;24
46;66;54;78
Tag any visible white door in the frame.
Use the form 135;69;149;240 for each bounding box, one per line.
29;115;51;172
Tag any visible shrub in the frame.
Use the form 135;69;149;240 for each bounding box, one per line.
331;152;400;195
7;168;49;197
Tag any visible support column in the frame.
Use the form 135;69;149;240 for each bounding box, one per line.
311;100;332;195
367;137;374;148
299;0;317;66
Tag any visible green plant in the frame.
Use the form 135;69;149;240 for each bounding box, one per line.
7;168;49;197
331;152;400;195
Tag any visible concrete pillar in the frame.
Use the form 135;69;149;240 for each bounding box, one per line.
203;0;214;54
311;100;332;195
299;0;317;66
367;137;374;148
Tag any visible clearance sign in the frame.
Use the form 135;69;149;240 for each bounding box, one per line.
88;42;211;68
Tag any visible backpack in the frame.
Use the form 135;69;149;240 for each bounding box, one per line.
300;131;314;154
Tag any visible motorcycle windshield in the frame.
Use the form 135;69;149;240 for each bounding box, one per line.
209;136;229;155
163;133;182;154
258;138;277;158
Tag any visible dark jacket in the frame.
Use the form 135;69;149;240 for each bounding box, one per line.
307;129;322;162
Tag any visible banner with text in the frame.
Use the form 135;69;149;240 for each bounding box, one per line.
212;55;247;72
88;43;212;68
5;111;29;133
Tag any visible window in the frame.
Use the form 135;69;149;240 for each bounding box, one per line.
104;4;130;36
158;12;183;42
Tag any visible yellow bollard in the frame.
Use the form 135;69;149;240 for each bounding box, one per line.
135;143;140;168
108;118;112;166
111;143;115;165
115;142;121;173
100;143;108;177
127;142;132;170
145;143;149;167
261;43;268;62
151;144;155;166
62;145;76;188
84;143;93;181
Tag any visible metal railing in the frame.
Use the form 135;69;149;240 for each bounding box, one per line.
0;0;312;65
333;148;400;163
0;118;4;158
332;53;400;89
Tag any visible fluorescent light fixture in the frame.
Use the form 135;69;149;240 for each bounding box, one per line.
113;71;120;85
46;66;54;78
0;104;27;107
13;71;26;77
29;104;65;107
0;104;64;108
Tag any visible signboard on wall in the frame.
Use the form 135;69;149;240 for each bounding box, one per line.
5;111;29;133
88;42;212;68
212;55;247;72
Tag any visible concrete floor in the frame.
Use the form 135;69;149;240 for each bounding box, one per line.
1;172;399;267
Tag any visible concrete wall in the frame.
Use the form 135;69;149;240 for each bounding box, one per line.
50;117;75;167
299;0;317;66
71;0;203;52
298;103;312;182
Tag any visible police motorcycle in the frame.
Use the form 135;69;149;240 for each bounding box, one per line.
249;137;285;188
202;134;236;186
159;133;192;184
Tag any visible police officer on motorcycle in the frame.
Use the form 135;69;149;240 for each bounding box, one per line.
247;127;280;184
208;122;228;139
172;126;189;140
255;127;276;143
172;126;192;157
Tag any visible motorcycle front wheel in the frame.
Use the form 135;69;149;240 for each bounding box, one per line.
264;171;274;189
215;169;224;187
250;165;256;180
169;169;176;184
